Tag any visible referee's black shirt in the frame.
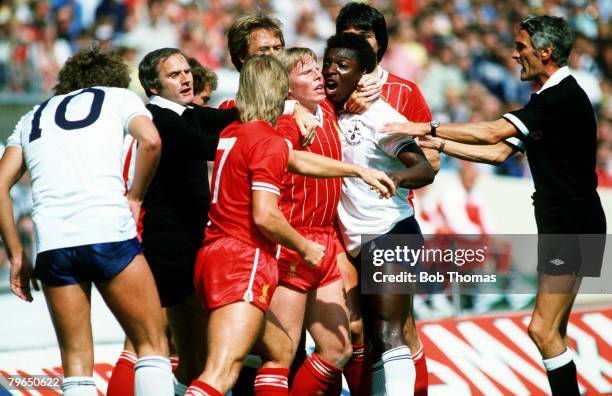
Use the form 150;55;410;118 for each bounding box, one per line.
503;71;598;202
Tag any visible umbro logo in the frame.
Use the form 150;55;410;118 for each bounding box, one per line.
550;258;565;266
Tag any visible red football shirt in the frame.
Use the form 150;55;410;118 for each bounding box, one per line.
381;69;432;123
277;104;342;228
381;69;432;203
205;120;289;254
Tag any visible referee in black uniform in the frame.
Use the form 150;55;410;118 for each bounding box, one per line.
381;15;605;396
111;48;237;392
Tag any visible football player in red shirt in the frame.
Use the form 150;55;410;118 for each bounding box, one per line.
185;55;395;396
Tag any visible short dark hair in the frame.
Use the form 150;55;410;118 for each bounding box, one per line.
519;15;574;67
138;47;185;97
54;43;130;95
228;13;285;71
188;57;218;95
335;2;388;62
325;33;377;74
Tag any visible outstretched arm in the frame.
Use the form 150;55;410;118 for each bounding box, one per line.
287;150;396;198
382;118;518;145
419;135;519;165
0;147;38;301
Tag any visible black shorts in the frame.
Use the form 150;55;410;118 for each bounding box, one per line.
534;194;606;277
351;215;424;270
144;241;200;307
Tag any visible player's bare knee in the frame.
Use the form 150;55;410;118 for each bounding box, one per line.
528;317;556;351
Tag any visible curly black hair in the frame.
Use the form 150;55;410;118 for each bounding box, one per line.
54;42;131;95
325;33;377;74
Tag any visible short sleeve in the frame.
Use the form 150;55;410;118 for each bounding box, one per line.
118;89;152;131
401;83;432;123
504;136;525;153
276;114;301;150
248;135;289;196
377;134;415;157
7;110;33;148
373;102;414;157
503;94;554;138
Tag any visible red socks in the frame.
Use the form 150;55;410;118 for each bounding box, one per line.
107;350;136;396
185;379;223;396
290;353;342;395
343;343;372;396
413;347;429;396
254;367;289;395
171;356;180;372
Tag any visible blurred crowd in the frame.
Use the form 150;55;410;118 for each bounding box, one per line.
0;0;611;180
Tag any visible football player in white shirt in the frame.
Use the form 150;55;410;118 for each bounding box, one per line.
323;33;435;396
0;46;173;396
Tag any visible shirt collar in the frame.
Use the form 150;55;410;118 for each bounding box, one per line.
149;95;190;115
377;65;388;85
536;66;570;94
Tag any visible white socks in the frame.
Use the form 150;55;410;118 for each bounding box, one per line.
61;376;97;396
174;379;189;396
543;347;573;371
134;355;174;396
381;346;416;396
372;360;386;396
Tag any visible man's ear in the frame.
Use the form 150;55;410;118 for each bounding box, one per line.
149;85;159;95
539;46;553;62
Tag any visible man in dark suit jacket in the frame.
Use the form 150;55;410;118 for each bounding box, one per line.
107;47;236;396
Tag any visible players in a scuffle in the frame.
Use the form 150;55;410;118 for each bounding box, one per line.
254;47;353;394
332;3;437;394
184;54;396;396
323;32;435;395
108;48;237;396
222;12;382;113
0;45;172;396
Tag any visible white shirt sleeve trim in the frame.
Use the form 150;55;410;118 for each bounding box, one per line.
504;136;525;153
503;113;529;137
252;182;281;195
284;138;293;150
252;186;281;195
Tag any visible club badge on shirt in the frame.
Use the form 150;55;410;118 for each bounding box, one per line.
342;119;365;146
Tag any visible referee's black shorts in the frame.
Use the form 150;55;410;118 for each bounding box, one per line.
143;239;200;307
534;193;606;277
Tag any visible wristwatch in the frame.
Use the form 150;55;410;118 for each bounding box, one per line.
430;120;440;137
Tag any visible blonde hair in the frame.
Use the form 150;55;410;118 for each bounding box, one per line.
236;55;288;125
276;47;317;74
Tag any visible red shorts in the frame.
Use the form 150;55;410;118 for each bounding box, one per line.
277;226;342;292
332;219;347;255
194;237;278;312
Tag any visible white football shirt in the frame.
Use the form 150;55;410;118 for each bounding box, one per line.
7;86;151;253
336;99;416;257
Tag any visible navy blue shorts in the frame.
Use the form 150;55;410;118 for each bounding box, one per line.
34;238;142;286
